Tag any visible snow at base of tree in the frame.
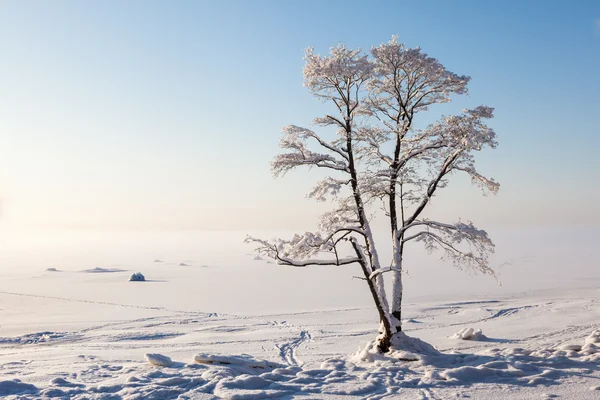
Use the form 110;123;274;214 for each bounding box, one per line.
353;331;441;363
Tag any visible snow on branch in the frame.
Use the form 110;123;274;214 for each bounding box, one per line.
403;220;496;276
245;229;361;268
307;177;350;202
440;106;499;194
440;106;498;151
453;162;500;195
317;205;362;234
303;45;373;110
368;35;471;119
401;106;499;225
355;126;393;165
271;125;349;176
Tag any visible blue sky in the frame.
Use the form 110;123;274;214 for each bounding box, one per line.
0;0;598;231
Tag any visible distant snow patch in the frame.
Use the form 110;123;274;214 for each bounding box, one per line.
0;331;79;345
45;268;60;272
145;353;172;367
129;272;145;282
452;327;487;341
154;259;163;263
179;262;189;266
253;255;263;261
83;267;125;273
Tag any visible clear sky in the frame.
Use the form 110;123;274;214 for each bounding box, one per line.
0;0;598;232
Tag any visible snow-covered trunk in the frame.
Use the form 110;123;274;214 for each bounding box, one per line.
349;237;393;352
362;221;394;334
352;188;395;352
389;128;404;333
391;233;403;332
346;122;394;352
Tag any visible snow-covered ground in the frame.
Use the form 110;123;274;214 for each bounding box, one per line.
0;229;599;399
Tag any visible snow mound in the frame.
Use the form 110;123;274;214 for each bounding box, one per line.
582;329;600;355
0;380;38;396
194;353;284;370
554;330;599;356
252;255;263;261
353;331;441;363
49;377;84;388
45;268;60;272
83;267;125;273
129;272;145;282
179;262;189;266
452;327;487;341
145;353;172;367
153;259;163;263
557;343;582;351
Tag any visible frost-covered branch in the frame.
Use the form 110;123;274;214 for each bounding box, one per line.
368;35;470;121
271;125;349;176
245;233;360;268
402;220;495;275
303;45;373;109
403;148;462;228
402;107;498;228
307;177;351;202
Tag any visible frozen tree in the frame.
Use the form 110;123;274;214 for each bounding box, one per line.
247;37;499;352
364;36;499;330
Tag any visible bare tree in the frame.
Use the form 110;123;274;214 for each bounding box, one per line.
247;38;499;352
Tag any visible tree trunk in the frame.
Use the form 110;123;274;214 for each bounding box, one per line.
391;235;403;332
345;122;394;352
350;238;392;352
